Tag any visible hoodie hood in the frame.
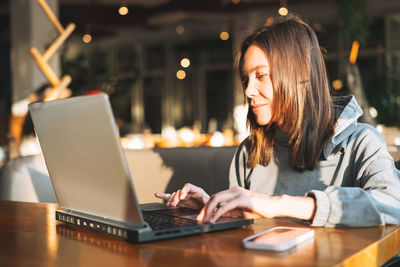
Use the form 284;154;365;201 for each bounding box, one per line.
323;95;363;159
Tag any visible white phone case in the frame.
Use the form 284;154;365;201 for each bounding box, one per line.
242;226;315;251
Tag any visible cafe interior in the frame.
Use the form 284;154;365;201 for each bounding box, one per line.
0;0;399;266
0;0;399;156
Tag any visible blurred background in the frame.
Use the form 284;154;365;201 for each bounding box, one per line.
0;0;399;161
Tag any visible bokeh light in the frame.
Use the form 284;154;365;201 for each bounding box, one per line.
278;7;288;16
349;40;360;64
396;96;400;105
220;31;229;40
376;124;383;133
265;17;275;26
369;106;378;118
119;6;129;16
180;58;190;68
176;70;186;80
176;25;185;34
332;79;343;90
82;34;92;43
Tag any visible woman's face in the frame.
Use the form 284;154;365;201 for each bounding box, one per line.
242;44;274;126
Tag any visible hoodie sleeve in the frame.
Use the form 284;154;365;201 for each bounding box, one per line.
308;125;400;227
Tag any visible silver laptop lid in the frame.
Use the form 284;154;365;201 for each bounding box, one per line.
29;94;144;226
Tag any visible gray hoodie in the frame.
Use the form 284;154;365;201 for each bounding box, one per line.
229;95;400;227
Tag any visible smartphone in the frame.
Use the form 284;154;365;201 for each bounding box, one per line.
242;227;314;252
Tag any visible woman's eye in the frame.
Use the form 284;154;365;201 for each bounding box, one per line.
256;73;268;80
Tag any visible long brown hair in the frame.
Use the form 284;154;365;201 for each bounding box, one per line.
239;16;336;171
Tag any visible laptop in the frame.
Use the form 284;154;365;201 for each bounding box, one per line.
28;93;253;243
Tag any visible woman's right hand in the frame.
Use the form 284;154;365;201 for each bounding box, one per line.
155;183;210;210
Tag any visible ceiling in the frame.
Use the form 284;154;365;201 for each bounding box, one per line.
58;0;305;36
60;0;170;8
0;0;399;41
58;0;400;36
0;0;310;43
60;0;276;7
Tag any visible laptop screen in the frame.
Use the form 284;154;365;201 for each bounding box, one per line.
29;94;144;226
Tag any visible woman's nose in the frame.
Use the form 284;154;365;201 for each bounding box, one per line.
244;80;258;98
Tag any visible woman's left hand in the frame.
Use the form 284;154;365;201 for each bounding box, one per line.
196;186;316;223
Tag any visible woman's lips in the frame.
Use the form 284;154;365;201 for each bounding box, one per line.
251;103;267;109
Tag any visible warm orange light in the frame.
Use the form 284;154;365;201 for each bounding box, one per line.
349;41;359;64
332;79;343;90
176;25;184;34
46;205;59;254
82;34;92;43
220;31;229;40
119;6;129;16
265;17;275;26
232;0;240;4
176;70;186;80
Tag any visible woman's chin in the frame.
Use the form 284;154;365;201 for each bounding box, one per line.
253;109;272;126
256;121;269;127
255;117;271;126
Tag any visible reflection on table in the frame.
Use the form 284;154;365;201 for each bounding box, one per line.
0;200;399;266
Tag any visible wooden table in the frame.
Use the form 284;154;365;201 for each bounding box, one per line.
0;200;398;267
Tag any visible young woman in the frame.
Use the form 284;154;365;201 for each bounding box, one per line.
156;16;400;227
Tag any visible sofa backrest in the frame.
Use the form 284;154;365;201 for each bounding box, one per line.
0;154;57;203
4;146;395;204
0;146;238;204
126;146;237;203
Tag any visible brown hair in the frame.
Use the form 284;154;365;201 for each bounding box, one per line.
239;16;336;171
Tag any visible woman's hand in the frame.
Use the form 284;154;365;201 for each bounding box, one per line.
197;186;316;223
155;183;210;210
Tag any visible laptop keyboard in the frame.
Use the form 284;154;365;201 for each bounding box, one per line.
142;210;200;230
